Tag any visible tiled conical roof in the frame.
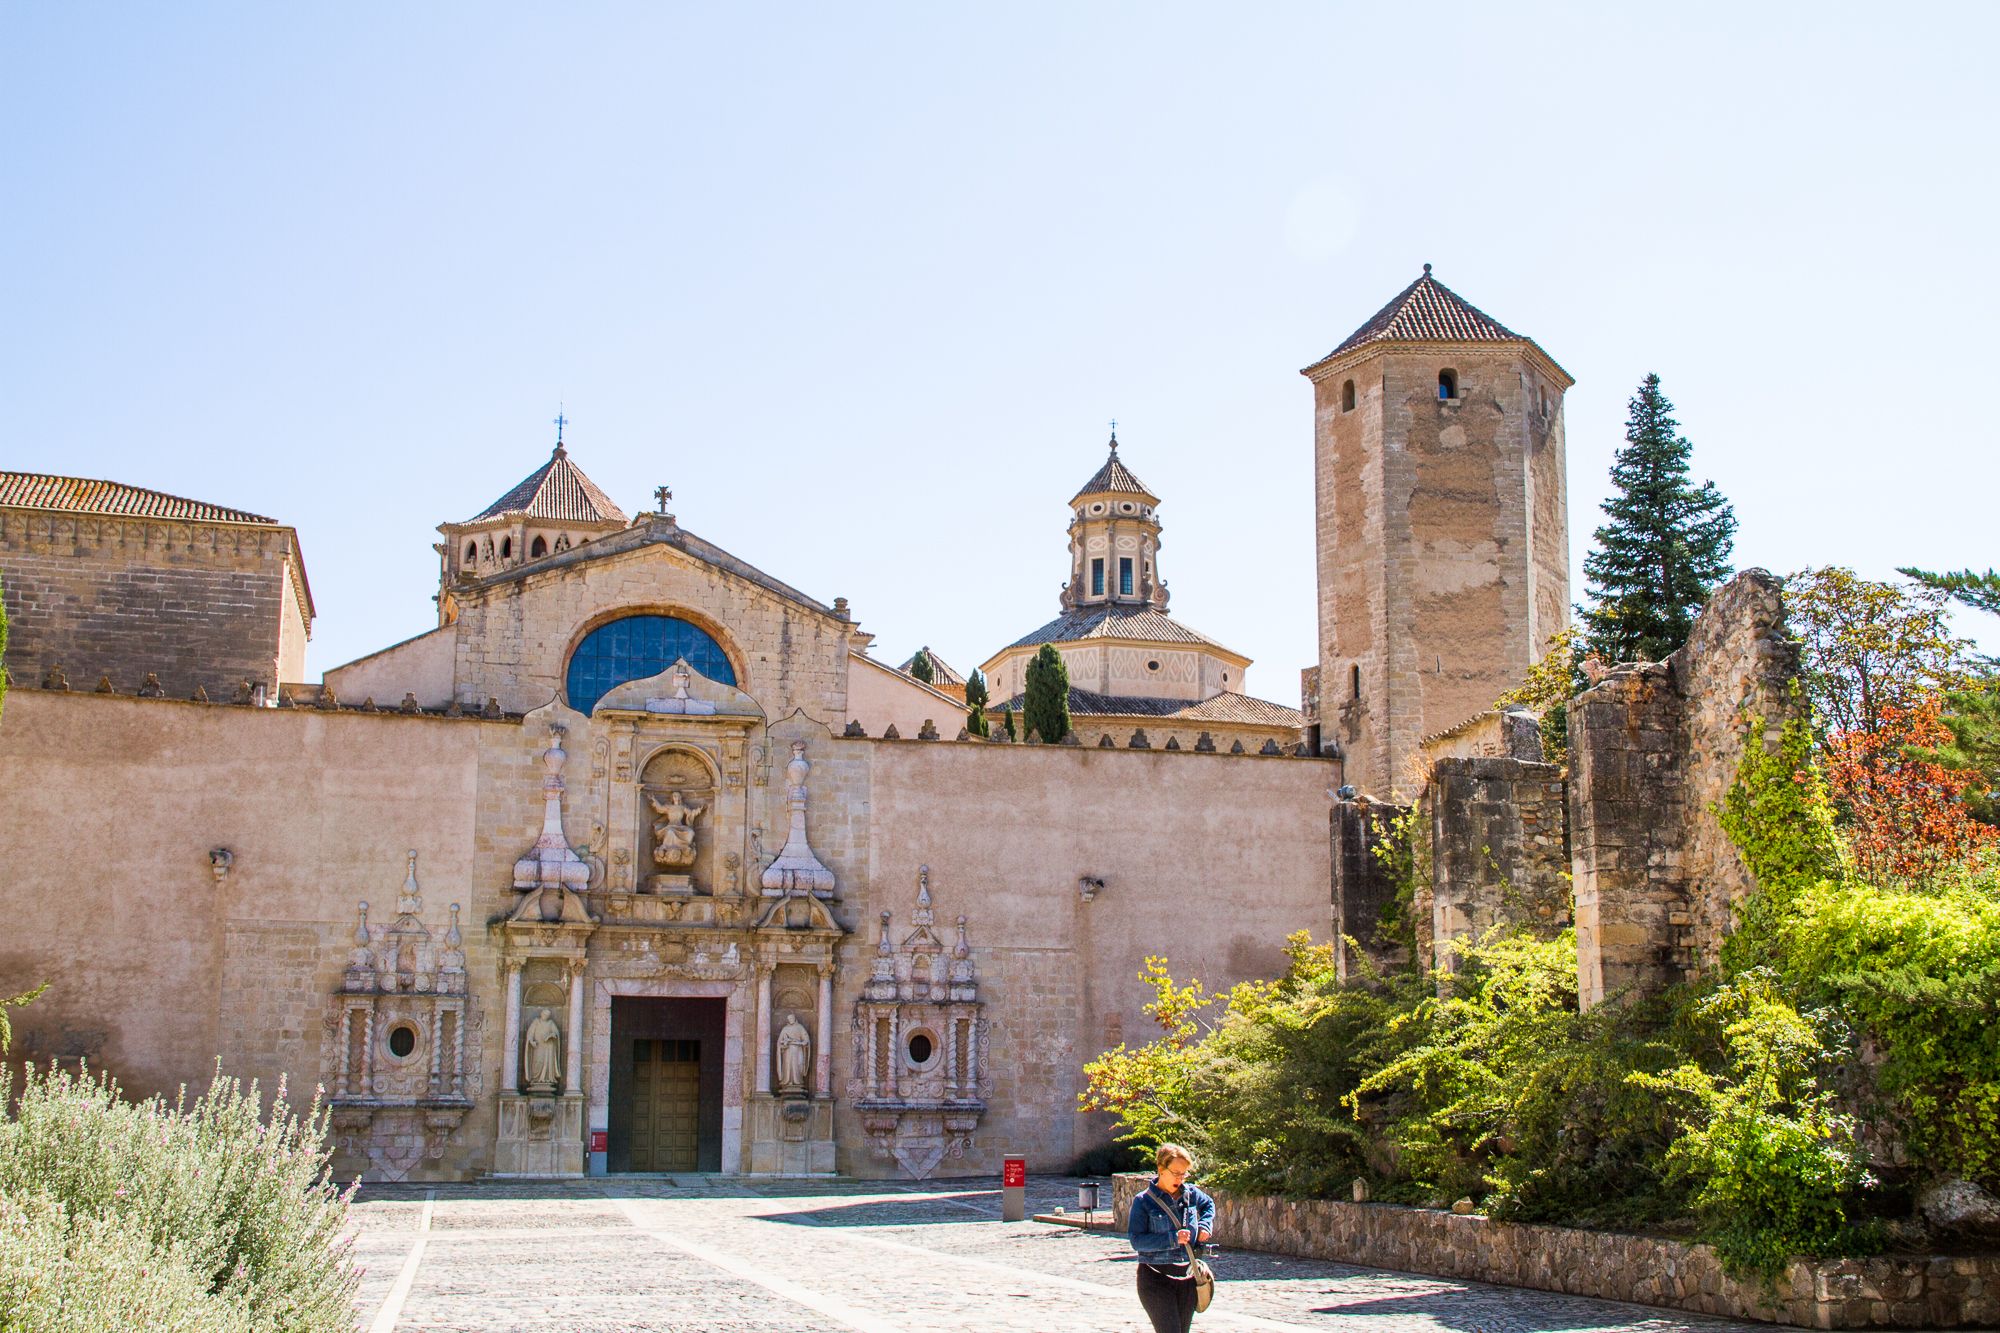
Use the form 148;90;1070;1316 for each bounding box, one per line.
470;446;628;525
1070;435;1155;503
1315;264;1521;363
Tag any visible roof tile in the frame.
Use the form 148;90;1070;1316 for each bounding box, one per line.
1070;439;1154;502
1002;605;1226;652
471;448;628;525
994;685;1304;727
1314;266;1521;363
0;472;277;525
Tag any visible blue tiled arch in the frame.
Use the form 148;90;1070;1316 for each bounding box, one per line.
565;615;737;714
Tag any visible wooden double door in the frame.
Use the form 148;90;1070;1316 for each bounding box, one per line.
629;1038;701;1172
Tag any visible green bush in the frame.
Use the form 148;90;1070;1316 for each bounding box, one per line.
0;1062;358;1333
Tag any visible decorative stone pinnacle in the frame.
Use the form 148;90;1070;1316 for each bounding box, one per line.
760;741;836;896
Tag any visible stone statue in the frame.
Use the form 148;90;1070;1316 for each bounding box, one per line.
776;1012;811;1095
648;789;706;868
523;1007;562;1093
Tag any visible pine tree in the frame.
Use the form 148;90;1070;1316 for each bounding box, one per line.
1900;566;2000;619
1024;643;1071;745
963;667;990;738
1579;375;1738;663
908;649;936;684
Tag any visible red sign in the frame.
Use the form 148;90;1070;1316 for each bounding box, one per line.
589;1130;608;1153
1003;1157;1026;1188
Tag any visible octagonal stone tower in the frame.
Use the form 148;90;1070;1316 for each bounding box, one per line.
1303;266;1572;797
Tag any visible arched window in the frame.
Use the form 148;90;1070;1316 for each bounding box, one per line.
530;535;548;558
1342;380;1356;412
1438;369;1459;400
500;536;513;560
565;614;737;714
465;542;477;562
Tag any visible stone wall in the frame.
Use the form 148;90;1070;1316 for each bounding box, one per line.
1111;1175;2000;1330
1330;794;1405;979
1570;570;1799;1006
0;508;308;699
1423;756;1569;967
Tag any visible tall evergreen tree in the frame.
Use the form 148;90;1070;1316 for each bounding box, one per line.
1024;643;1071;744
1579;374;1737;662
908;649;936;684
964;667;990;738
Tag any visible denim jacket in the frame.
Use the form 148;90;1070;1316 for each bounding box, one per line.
1128;1177;1216;1270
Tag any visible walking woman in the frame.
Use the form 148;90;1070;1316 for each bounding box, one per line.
1128;1143;1214;1333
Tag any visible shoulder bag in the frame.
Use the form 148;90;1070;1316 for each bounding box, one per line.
1145;1186;1216;1314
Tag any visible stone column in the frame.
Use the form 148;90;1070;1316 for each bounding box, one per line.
359;1002;376;1097
945;1015;959;1097
754;964;773;1095
814;964;834;1098
501;960;523;1093
863;1009;878;1098
336;1008;354;1097
565;962;586;1093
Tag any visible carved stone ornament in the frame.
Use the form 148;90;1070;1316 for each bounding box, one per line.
760;742;837;896
322;852;480;1182
849;866;987;1178
511;724;595;924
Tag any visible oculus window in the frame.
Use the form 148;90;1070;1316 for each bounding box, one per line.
566;615;736;714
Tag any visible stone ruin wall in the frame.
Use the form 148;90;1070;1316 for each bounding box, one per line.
1570;569;1800;1005
1341;570;1801;1003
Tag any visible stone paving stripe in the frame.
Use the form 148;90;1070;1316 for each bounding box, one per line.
367;1188;434;1333
611;1195;914;1333
786;1216;1322;1332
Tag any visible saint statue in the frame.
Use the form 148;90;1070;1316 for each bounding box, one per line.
648;789;706;868
776;1012;811;1095
523;1007;562;1093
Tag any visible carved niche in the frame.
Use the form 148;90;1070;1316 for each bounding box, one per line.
323;852;481;1182
639;746;717;895
849;866;987;1179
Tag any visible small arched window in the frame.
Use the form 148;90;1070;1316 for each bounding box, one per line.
1350;663;1361;698
530;536;548;558
500;536;513;560
1438;369;1459;400
465;542;477;562
1341;380;1356;412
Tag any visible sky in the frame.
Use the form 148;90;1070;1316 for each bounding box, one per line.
5;3;1997;696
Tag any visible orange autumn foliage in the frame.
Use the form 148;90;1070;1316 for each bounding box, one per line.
1823;694;1997;884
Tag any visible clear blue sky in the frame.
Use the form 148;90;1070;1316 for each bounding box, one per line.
5;4;1996;694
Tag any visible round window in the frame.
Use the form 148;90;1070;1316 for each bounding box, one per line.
1147;660;1161;672
1120;503;1134;513
907;1032;933;1064
1091;503;1104;514
386;1023;418;1059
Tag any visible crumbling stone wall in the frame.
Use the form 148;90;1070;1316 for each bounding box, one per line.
1423;757;1569;967
1570;570;1801;1007
1330;795;1408;978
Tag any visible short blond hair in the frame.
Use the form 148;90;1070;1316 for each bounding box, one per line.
1155;1143;1196;1173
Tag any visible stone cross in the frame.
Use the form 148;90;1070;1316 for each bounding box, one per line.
655;484;673;513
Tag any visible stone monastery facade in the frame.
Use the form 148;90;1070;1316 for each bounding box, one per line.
0;269;1569;1180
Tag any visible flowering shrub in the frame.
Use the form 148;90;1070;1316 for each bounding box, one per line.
0;1061;358;1333
1823;695;1998;884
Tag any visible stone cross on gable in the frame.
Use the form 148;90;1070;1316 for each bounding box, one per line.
655;484;673;513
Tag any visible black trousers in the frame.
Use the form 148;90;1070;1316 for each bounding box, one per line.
1136;1263;1198;1333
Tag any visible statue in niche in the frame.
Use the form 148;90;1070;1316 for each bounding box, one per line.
776;1013;811;1095
523;1008;562;1094
648;789;707;868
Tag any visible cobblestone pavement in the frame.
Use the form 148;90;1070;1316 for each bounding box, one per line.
348;1176;1781;1333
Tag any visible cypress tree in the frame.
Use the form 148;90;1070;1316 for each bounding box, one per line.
1001;705;1016;740
1579;374;1737;662
909;649;936;684
1023;643;1071;746
963;667;990;737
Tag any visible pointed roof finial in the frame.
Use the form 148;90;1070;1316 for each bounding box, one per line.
1423;262;1432;277
552;405;568;456
1109;417;1118;450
